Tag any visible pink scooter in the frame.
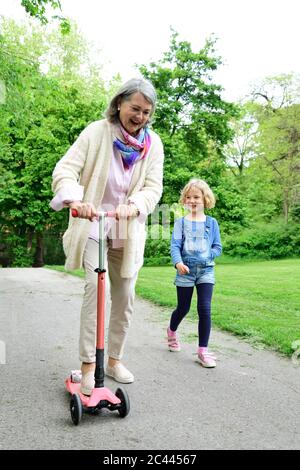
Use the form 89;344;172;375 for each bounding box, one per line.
65;209;130;425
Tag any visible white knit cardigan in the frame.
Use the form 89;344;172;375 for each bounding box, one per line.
51;119;164;277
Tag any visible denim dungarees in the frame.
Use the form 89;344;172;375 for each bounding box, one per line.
175;217;215;287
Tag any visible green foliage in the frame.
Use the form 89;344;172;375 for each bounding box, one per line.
212;179;249;233
43;230;66;264
2;18;299;268
290;203;300;222
223;221;300;259
5;233;34;267
139;29;240;225
20;0;70;33
140;30;238;144
224;102;258;176
249;74;300;222
0;17;108;266
144;224;171;262
144;256;172;267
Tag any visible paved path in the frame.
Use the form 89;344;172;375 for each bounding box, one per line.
0;268;299;450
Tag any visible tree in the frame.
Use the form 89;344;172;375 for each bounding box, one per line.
224;102;258;177
20;0;70;33
139;31;238;196
138;30;244;229
251;74;300;222
140;31;237;138
0;18;107;266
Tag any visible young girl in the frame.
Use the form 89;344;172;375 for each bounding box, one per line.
167;178;222;367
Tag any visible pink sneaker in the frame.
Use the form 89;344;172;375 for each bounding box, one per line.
197;347;216;368
167;327;181;352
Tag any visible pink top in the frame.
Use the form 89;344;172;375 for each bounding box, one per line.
89;147;135;247
50;128;143;248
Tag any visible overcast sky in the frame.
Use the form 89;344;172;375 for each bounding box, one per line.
1;0;300;101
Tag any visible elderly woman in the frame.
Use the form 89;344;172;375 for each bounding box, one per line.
50;78;164;395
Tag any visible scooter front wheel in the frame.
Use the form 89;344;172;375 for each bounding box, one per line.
70;393;83;425
115;387;130;418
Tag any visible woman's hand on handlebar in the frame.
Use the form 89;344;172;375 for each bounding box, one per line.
115;203;139;220
69;201;98;221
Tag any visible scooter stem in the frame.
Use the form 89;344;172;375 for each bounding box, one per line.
71;208;115;389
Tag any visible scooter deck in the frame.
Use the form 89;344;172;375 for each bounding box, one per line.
65;377;121;408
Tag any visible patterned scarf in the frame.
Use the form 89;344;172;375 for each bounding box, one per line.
113;124;151;168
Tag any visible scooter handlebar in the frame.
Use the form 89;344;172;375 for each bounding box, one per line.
71;209;115;218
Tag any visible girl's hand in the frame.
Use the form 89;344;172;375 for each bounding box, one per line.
175;262;190;275
69;201;98;221
116;203;138;220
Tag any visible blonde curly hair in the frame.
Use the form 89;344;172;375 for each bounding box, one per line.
179;178;216;209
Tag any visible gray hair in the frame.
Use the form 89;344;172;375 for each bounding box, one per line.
106;78;157;124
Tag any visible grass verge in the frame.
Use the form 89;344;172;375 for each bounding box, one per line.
46;258;300;356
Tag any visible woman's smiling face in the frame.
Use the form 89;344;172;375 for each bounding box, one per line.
118;92;152;136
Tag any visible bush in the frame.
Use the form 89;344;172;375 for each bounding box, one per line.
11;245;34;267
43;231;66;265
223;221;300;259
144;224;171;263
144;256;172;266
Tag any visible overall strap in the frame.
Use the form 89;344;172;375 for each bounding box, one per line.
182;216;211;235
205;216;212;235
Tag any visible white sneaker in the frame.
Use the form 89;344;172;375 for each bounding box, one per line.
106;363;134;383
80;370;95;395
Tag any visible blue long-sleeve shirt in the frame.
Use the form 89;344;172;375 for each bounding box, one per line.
171;216;222;267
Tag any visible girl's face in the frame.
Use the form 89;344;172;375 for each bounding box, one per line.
184;187;204;214
118;92;152;136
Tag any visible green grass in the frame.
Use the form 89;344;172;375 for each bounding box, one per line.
47;265;85;279
46;259;300;356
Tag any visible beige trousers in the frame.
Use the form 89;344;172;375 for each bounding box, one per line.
79;238;137;363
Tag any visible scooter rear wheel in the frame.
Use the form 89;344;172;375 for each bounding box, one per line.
115;387;130;418
70;393;83;425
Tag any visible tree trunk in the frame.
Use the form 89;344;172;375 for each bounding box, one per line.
283;190;289;223
27;229;34;253
33;233;44;267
